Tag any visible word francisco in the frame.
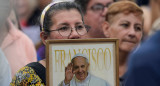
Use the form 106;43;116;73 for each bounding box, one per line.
53;48;112;72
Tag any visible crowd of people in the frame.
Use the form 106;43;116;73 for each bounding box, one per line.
0;0;159;86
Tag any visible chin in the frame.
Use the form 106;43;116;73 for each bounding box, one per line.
121;44;137;52
121;47;134;53
77;76;85;81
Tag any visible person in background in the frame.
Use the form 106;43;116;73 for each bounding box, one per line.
0;0;12;85
59;53;109;86
14;0;38;28
13;0;42;45
38;0;52;10
137;0;151;40
125;0;160;86
102;1;143;85
75;0;114;38
8;8;21;30
10;1;90;85
148;0;160;36
1;0;37;77
36;0;53;61
1;18;37;78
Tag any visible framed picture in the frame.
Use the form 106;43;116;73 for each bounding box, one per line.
46;38;119;86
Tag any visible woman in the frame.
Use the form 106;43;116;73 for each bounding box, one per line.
102;1;143;85
10;1;89;85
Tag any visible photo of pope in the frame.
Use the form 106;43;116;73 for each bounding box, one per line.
59;53;110;86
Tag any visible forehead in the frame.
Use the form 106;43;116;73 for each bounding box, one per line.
73;56;87;65
110;13;143;25
51;9;83;26
88;0;113;7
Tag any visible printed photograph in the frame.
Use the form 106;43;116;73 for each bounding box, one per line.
46;39;119;86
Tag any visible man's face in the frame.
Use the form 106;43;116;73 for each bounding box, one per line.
73;56;89;81
83;0;113;38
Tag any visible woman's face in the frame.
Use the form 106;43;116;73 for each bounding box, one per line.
106;13;143;52
47;9;84;39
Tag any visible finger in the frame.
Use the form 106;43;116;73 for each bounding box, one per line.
70;65;72;72
65;67;67;72
68;63;72;70
71;63;74;68
71;63;74;73
69;63;72;67
66;63;71;71
67;63;70;67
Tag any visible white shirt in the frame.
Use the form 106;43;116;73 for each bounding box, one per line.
0;48;11;86
63;73;91;86
61;73;110;86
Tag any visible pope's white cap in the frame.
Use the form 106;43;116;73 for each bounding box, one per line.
72;53;89;63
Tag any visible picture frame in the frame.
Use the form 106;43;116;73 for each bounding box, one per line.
46;38;119;86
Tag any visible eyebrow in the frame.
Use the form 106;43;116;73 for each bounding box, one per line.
135;23;142;26
93;3;104;6
58;23;69;26
58;22;83;26
75;22;83;25
120;20;129;23
120;20;142;25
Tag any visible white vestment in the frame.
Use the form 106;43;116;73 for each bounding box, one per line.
59;73;110;86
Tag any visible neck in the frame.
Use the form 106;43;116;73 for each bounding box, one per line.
119;50;129;77
39;59;46;67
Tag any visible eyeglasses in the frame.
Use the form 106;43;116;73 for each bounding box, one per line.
90;3;112;13
48;24;91;37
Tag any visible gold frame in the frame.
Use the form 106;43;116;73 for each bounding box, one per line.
46;38;119;86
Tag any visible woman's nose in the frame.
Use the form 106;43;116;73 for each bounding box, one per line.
128;27;136;38
68;28;80;39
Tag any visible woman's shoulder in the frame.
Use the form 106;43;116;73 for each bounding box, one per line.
10;62;45;86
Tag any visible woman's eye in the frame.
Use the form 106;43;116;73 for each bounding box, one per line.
91;4;104;11
121;24;129;28
59;26;69;31
76;25;84;30
135;27;142;31
81;65;85;68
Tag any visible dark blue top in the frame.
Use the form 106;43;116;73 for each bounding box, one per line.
125;30;160;86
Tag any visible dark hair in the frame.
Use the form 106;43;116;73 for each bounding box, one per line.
136;0;149;6
75;0;116;14
74;0;90;14
41;2;84;35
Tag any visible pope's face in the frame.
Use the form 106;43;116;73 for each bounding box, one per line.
73;56;89;81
